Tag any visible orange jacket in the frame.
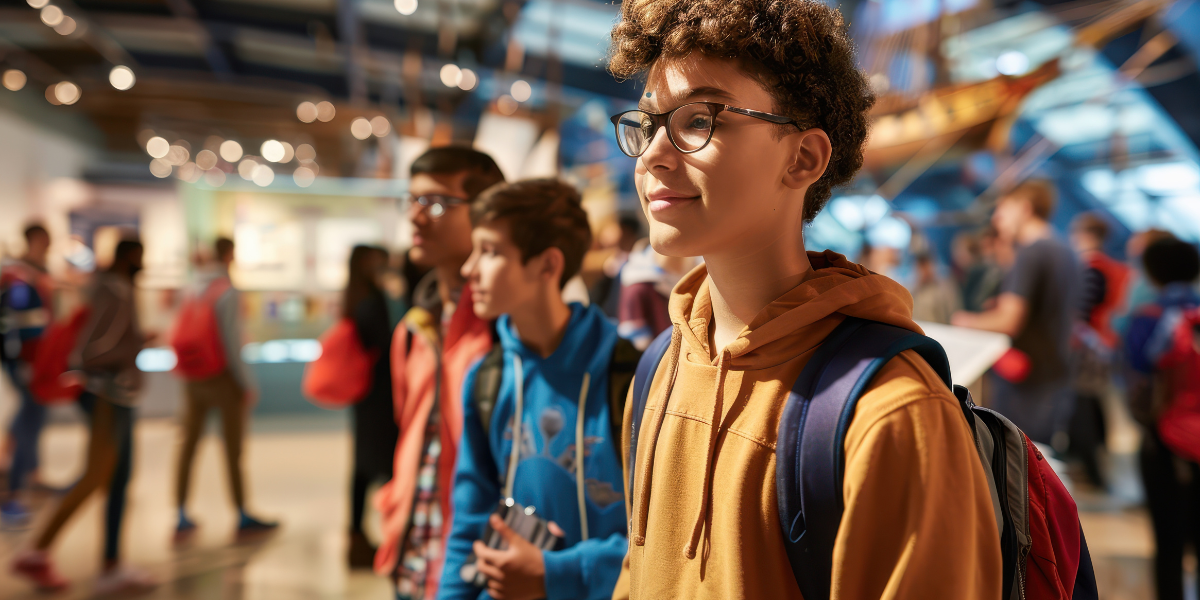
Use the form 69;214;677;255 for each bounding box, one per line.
373;284;492;588
614;251;1001;600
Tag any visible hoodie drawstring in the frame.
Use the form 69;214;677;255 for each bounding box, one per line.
504;353;593;542
633;326;683;546
504;354;525;500
684;349;729;559
576;373;591;541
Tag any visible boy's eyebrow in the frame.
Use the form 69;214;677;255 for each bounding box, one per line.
637;85;736;111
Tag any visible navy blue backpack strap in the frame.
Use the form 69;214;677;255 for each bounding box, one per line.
1072;526;1099;599
776;317;951;600
627;327;674;496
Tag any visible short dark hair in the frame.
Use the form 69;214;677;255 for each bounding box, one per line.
410;146;505;201
113;239;143;264
1004;179;1057;221
471;179;592;288
1143;238;1200;286
214;237;234;262
24;224;48;242
608;0;875;222
1072;212;1109;242
617;213;643;237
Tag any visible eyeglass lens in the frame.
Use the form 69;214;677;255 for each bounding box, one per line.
615;104;716;157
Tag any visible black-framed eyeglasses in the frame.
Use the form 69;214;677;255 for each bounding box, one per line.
404;193;468;219
609;101;801;158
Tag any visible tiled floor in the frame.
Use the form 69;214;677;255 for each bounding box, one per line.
0;414;1187;599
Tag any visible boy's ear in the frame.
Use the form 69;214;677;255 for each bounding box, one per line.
782;128;832;192
533;246;566;284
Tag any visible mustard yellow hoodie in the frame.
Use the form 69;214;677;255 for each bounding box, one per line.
615;251;1001;600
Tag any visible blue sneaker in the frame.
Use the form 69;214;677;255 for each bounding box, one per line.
236;512;279;540
173;511;198;544
1;500;31;530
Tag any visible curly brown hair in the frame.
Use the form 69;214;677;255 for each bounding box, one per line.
609;0;875;222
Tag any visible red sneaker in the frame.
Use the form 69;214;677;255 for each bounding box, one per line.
11;550;69;591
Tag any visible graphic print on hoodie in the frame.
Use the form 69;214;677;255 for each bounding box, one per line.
439;303;628;600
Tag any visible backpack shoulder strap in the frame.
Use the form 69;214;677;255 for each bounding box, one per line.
607;336;642;463
777;317;950;600
471;344;505;436
627;327;674;498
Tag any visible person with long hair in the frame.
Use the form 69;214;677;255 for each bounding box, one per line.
343;244;399;568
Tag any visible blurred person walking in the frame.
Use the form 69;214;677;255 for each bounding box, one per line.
0;225;55;526
342;244;399;568
11;239;155;594
911;252;961;324
374;147;504;599
1123;238;1200;600
953;180;1082;445
1113;229;1176;336
1067;213;1131;486
173;237;277;542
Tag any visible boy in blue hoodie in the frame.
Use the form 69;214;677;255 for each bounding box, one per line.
439;179;630;600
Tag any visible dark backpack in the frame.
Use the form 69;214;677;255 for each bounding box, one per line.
472;336;641;459
630;317;1099;600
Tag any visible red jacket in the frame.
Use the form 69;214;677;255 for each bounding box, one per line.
374;282;492;588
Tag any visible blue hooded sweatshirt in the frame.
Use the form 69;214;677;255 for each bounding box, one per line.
438;303;628;600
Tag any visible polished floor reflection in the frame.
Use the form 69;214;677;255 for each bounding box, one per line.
0;414;1186;599
0;415;390;599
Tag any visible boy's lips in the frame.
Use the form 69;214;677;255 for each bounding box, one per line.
646;189;700;213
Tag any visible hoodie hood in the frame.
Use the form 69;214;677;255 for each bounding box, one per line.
669;249;922;369
496;301;616;380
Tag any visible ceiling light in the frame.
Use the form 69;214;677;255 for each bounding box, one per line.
40;5;64;27
219;140;244;162
238;158;258;180
109;66;135;91
293;166;316;187
395;0;417;16
510;80;532;102
252;164;274;187
27;0;50;8
53;16;75;35
497;95;518;115
261;140;285;163
166;145;190;166
295;143;316;162
195;149;218;170
2;69;26;92
279;141;294;163
54;81;80;105
149;158;172;178
350;117;373;140
371;116;391;137
440;64;461;88
146;136;170;158
296;101;317;123
458;68;477;91
316;101;336;122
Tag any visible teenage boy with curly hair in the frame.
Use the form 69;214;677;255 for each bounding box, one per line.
607;1;1002;598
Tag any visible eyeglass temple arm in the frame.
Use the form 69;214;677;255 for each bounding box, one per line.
724;106;799;127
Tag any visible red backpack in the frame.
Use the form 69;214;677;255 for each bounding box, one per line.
631;318;1098;600
170;277;231;381
301;318;376;407
29;306;92;404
